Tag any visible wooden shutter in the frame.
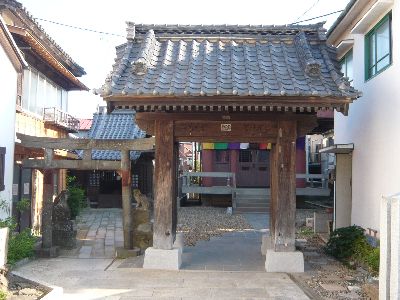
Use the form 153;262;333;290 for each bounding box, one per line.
0;147;5;191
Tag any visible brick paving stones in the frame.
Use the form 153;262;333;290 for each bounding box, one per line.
59;208;122;259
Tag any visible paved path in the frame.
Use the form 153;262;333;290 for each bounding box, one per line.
13;258;309;299
59;209;124;258
181;213;269;271
14;209;309;299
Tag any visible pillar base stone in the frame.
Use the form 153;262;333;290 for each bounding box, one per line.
173;233;184;252
35;246;59;258
265;250;304;273
143;247;182;270
261;234;272;255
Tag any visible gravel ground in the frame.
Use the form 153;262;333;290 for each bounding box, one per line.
292;234;379;300
177;206;253;246
0;269;46;299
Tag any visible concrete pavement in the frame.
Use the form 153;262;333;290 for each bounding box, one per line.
13;257;310;299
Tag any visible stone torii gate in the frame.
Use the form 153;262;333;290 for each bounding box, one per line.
17;133;154;256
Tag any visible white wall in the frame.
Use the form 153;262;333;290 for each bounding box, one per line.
334;2;400;232
0;42;18;219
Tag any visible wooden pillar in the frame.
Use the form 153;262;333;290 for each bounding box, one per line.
121;150;132;249
41;149;54;249
153;120;175;250
270;120;297;252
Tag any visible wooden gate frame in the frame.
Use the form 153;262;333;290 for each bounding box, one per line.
17;133;154;252
136;112;317;252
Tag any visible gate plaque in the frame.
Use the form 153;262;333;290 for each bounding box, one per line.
221;124;232;132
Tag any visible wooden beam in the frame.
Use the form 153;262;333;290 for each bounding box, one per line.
153;120;175;250
22;159;121;170
121;150;133;249
41;149;54;249
270;120;297;252
16;133;155;151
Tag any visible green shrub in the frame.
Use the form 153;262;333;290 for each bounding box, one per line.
325;225;379;275
366;247;380;274
0;217;16;231
7;228;37;265
353;237;379;274
66;176;86;219
0;290;7;300
16;198;31;213
325;225;365;260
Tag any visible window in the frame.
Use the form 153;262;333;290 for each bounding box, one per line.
239;150;252;163
21;68;69;116
340;49;353;84
0;147;5;192
365;12;392;80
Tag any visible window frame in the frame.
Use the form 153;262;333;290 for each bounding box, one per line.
0;147;5;192
340;49;353;84
365;12;392;80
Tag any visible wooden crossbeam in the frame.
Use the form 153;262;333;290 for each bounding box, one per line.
16;133;155;151
22;159;121;170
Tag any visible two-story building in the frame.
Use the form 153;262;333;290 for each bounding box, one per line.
0;0;87;231
0;15;27;219
326;0;399;233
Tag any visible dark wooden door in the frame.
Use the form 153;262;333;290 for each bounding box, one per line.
237;150;270;187
213;151;230;186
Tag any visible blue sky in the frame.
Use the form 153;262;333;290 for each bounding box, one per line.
19;0;350;118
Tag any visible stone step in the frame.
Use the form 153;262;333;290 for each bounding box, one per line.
234;188;270;196
235;197;270;202
236;202;269;208
233;207;269;213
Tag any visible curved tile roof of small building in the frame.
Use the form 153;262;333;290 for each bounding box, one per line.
98;23;359;101
77;109;146;161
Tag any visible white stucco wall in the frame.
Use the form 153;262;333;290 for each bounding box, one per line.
334;2;400;232
0;42;18;219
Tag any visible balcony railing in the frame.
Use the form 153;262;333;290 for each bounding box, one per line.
43;107;80;132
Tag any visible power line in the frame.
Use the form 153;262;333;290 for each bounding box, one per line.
35;18;125;37
294;0;321;23
290;10;344;25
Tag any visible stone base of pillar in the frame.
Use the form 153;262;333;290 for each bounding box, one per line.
261;234;272;255
115;247;140;259
173;233;184;252
265;250;304;273
143;247;182;270
35;246;59;258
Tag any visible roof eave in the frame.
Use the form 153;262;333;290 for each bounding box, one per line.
8;25;88;91
105;94;356;115
0;15;27;70
1;0;86;76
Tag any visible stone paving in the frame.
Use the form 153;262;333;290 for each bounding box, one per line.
59;208;124;258
13;258;310;299
181;213;269;271
11;209;312;299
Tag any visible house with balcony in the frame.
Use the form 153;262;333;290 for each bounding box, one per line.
0;0;87;231
325;0;398;233
0;15;27;219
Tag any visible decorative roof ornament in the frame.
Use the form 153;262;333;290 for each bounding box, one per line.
294;31;321;77
131;29;156;76
126;22;135;40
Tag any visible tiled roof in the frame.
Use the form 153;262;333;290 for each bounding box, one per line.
78;118;93;131
77;109;146;161
98;23;360;108
0;0;86;76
